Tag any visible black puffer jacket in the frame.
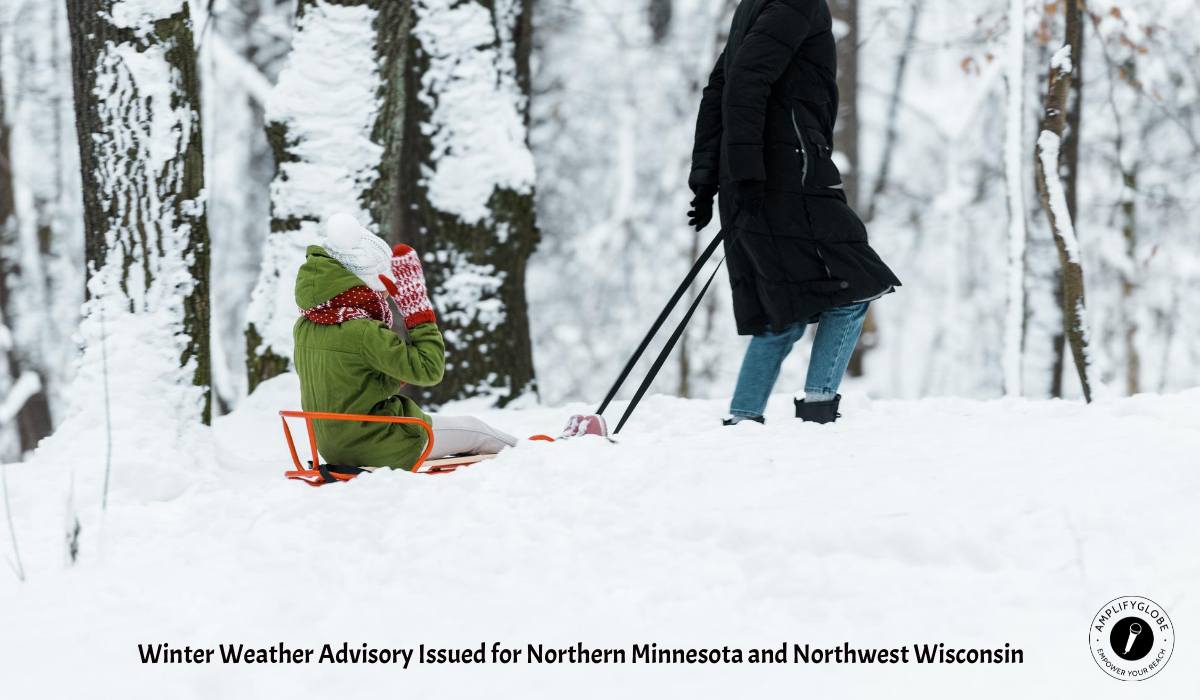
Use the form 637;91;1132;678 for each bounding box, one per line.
691;0;900;336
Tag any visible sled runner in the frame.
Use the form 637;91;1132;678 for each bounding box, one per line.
280;410;495;486
285;454;501;486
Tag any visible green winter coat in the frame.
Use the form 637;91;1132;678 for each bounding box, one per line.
293;246;445;470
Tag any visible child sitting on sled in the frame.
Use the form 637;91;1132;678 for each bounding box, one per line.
292;212;521;470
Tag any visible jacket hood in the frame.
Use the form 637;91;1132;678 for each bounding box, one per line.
295;245;369;310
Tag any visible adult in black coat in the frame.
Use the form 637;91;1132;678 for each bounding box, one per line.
688;0;900;423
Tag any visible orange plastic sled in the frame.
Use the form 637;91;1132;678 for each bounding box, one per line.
280;410;488;487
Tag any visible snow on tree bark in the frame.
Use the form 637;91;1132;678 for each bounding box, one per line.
245;0;383;392
1035;2;1096;403
382;0;539;407
67;0;212;423
1049;0;1085;399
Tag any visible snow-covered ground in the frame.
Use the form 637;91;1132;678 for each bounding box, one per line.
2;376;1198;698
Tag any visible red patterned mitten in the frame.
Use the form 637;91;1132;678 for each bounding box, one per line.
388;244;437;329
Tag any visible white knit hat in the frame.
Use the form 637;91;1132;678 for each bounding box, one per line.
323;212;392;291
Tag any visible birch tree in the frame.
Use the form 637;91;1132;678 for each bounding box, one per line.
1003;0;1028;396
67;0;212;422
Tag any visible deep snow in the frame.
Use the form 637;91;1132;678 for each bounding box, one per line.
2;376;1198;698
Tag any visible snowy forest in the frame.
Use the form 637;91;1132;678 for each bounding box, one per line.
1;2;1198;696
0;0;1197;459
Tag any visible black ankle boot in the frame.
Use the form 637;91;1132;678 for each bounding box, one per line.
794;395;841;424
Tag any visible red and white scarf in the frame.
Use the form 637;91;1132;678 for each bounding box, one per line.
301;286;393;327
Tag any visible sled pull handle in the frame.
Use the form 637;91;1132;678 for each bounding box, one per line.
597;228;725;418
613;257;725;435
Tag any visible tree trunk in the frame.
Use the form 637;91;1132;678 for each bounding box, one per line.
1050;0;1084;399
1118;56;1140;396
380;0;540;407
1120;164;1139;395
372;0;415;247
832;0;867;375
1003;0;1028;397
1062;10;1083;224
1034;0;1094;402
2;1;85;430
1048;306;1066;396
67;0;212;422
648;0;674;44
863;0;920;223
205;0;286;411
0;53;53;457
829;0;859;208
246;0;384;393
834;0;867;376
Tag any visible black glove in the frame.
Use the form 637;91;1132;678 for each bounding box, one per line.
687;184;718;231
734;180;765;216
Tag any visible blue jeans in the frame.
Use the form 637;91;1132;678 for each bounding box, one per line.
729;302;869;418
